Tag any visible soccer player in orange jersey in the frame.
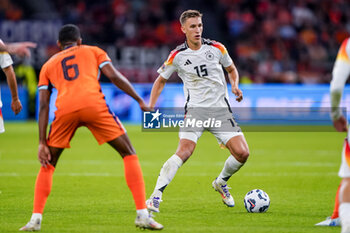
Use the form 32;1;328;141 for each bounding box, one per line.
19;24;163;231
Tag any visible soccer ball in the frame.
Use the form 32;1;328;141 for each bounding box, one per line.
244;189;270;213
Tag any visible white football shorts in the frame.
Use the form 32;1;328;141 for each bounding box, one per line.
178;107;243;145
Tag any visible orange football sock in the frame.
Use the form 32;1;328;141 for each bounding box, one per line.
331;181;342;219
33;164;55;213
123;155;146;210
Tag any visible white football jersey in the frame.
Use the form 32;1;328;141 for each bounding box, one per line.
0;49;13;108
158;38;233;108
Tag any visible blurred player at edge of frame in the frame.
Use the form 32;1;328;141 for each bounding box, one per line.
0;40;36;58
19;24;163;231
0;39;23;134
316;37;350;233
146;10;250;212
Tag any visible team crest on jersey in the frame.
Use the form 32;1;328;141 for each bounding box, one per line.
205;51;214;61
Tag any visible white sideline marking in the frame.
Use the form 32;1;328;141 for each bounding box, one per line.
0;172;337;177
0;160;338;167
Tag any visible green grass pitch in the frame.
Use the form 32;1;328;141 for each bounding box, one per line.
0;122;345;233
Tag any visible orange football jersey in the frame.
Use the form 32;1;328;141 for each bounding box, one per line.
38;45;111;116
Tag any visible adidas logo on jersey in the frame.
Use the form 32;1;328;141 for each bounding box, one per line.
184;59;192;66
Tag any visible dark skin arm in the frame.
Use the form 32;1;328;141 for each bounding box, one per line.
38;89;51;167
101;63;151;111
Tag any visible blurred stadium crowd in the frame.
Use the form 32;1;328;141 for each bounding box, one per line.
0;0;350;84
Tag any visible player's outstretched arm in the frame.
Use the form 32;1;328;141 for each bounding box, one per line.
101;63;151;111
149;75;167;109
0;40;37;58
38;89;51;167
225;63;243;102
3;65;22;115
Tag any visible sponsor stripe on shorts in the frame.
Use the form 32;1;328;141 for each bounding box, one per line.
105;103;122;130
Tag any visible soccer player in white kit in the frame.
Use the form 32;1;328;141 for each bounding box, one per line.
0;39;23;133
327;37;350;233
146;10;249;212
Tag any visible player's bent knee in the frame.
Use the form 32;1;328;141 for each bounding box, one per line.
108;135;136;158
235;149;249;162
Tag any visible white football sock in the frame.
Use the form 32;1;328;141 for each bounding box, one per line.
152;154;183;198
136;209;149;218
217;155;243;185
30;213;42;221
340;203;350;232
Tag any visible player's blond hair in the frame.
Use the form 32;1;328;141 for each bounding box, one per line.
179;10;202;25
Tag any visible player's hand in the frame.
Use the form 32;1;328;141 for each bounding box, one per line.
333;115;348;132
6;42;37;58
139;100;153;112
38;143;51;167
11;98;22;115
232;86;243;102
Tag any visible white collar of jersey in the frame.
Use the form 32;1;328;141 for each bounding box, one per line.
184;38;212;51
